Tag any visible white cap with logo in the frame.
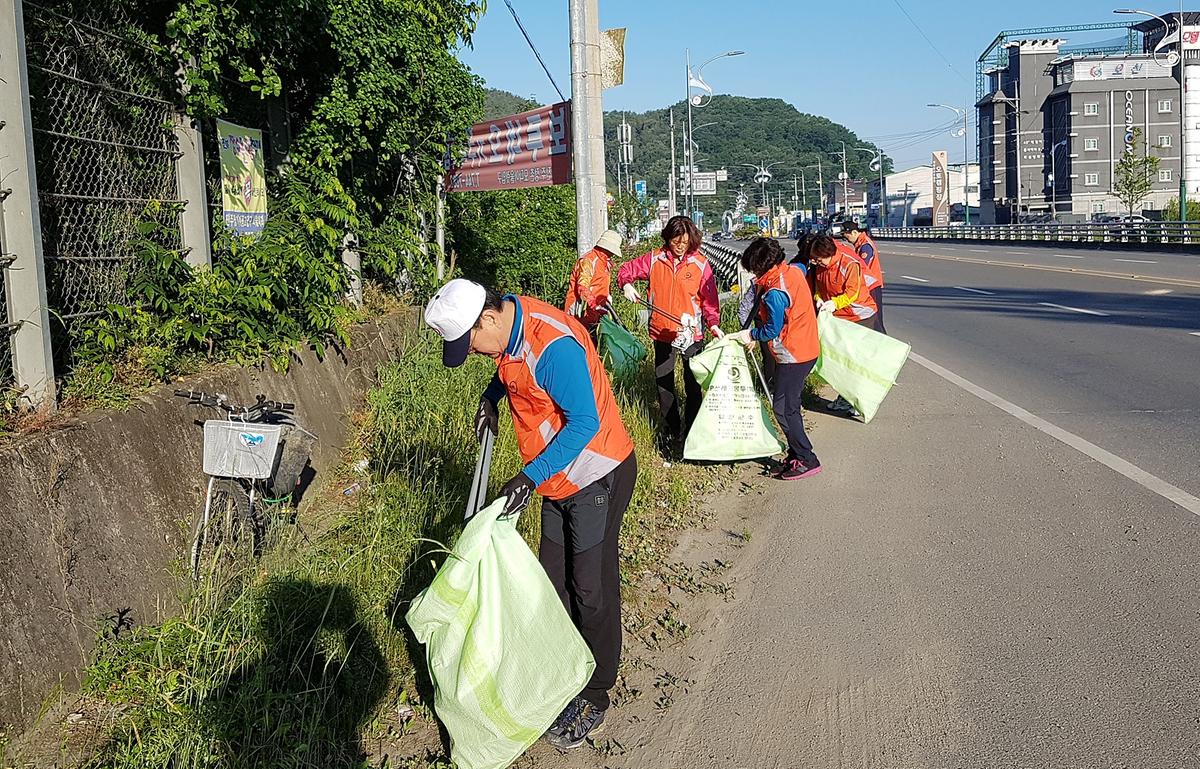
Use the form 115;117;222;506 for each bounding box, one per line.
424;278;486;368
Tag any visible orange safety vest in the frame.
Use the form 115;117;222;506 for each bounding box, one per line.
497;296;634;500
647;250;708;343
851;232;884;289
563;247;613;327
813;249;877;322
756;262;819;364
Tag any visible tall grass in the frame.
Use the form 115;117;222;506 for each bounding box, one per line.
77;322;706;769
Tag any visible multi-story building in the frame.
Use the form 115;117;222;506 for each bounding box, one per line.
977;14;1200;222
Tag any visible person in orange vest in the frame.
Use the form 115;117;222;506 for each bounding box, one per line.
564;229;622;337
839;220;886;334
810;234;878;415
728;238;822;480
424;278;637;749
616;215;722;452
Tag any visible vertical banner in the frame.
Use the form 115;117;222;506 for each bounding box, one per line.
216;119;267;236
600;28;627;90
447;102;572;192
931;150;949;227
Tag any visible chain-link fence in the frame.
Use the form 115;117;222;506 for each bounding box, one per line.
23;1;183;355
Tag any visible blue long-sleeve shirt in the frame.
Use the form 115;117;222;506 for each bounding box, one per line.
750;288;790;343
483;297;600;486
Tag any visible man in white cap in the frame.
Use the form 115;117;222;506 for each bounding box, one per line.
424;278;637;749
564;229;622;337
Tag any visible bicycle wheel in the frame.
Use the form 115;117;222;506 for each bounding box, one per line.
190;478;254;579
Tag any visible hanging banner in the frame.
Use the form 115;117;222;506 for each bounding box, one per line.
216;119;267;236
447;102;572;192
600;28;627;90
931;150;949;227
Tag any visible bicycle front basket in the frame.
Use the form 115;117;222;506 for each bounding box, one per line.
202;421;283;479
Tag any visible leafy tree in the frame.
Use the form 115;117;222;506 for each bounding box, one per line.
1114;128;1161;217
610;191;653;243
1162;196;1200;221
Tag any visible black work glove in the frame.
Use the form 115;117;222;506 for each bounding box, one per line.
474;396;499;442
498;471;534;519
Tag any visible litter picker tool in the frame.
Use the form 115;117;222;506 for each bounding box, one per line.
464;428;495;522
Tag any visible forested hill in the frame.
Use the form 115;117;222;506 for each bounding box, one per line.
481;89;886;220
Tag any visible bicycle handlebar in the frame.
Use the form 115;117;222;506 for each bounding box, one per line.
175;390;295;420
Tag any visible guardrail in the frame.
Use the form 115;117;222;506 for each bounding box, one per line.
873;222;1200;246
701;242;743;289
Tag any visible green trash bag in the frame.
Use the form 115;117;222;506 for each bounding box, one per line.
811;314;911;424
405;498;596;769
597;314;646;377
683;337;784;462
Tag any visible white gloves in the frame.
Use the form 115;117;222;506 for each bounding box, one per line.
622;284;641;303
728;328;754;346
817;299;837;315
709;324;724;339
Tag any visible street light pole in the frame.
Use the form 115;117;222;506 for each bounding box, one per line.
1115;7;1186;224
684;48;745;221
928;103;972;224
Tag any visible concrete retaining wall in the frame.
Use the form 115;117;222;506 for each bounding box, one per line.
0;312;416;730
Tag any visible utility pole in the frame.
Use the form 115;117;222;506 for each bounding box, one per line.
684;48;694;218
568;0;606;255
838;142;850;218
962;108;972;225
903;182;910;226
668;109;677;215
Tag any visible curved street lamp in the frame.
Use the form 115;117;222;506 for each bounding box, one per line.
684;50;745;216
855;147;887;226
928;103;972;224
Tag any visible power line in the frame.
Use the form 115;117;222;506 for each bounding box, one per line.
502;0;567;103
890;0;969;83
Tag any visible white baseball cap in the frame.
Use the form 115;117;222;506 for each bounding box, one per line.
424;278;486;368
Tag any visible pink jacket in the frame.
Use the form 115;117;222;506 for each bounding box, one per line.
617;249;720;341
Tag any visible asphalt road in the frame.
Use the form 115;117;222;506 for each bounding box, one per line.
627;237;1200;768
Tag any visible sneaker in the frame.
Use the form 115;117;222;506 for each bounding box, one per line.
769;452;796;478
779;459;823;481
547;700;606;750
544;696;586;740
828;396;854;413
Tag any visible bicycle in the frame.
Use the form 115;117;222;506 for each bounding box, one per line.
174;390;317;579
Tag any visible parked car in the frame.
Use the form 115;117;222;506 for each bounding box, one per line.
711;231;724;242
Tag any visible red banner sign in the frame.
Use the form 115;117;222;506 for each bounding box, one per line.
447;101;572;192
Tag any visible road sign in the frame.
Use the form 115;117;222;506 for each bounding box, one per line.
715;168;728;182
635;179;647;201
743;214;756;223
691;171;717;195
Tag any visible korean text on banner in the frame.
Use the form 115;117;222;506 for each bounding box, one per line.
447;102;572;193
216;119;267;236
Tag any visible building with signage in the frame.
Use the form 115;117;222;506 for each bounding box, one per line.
877;163;980;226
977;14;1200;222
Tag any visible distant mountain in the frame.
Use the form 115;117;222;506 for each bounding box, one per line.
604;95;890;221
481;89;887;221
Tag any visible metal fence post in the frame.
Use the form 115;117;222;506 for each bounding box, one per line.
174;114;211;269
0;0;55;407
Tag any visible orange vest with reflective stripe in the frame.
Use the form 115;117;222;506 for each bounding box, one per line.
647;250;708;342
756;262;819;364
497;297;633;500
814;250;877;322
564;247;613;327
851;232;884;289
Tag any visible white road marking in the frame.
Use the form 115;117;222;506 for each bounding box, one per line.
1114;258;1158;264
953;286;996;295
1190;332;1200;337
968;249;990;253
910;352;1200;518
1145;288;1173;295
1054;254;1085;259
902;275;929;283
1038;302;1109;316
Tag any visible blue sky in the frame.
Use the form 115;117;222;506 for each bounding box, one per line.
458;0;1151;170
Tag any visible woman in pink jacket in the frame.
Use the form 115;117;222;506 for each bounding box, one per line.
617;216;721;452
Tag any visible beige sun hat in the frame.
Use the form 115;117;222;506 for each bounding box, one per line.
595;229;622;255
